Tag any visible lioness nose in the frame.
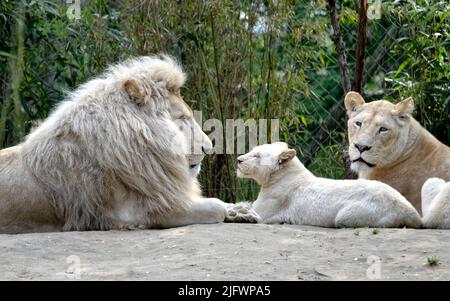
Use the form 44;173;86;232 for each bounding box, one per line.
354;143;371;153
237;156;244;164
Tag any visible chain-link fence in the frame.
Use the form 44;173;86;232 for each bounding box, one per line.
1;0;448;203
199;0;449;202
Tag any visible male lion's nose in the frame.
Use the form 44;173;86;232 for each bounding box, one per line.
201;146;210;155
354;143;371;153
201;136;213;154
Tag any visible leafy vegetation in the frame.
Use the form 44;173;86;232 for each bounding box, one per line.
427;256;440;267
0;0;448;203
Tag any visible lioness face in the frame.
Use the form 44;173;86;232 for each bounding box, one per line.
237;142;296;185
344;92;414;175
168;91;212;176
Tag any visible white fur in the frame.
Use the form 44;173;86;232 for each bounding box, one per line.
421;178;450;229
237;142;422;228
0;55;257;233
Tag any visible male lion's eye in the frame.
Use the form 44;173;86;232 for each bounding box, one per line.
379;127;388;133
355;121;362;127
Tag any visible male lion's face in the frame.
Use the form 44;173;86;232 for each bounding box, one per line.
168;92;212;177
121;57;212;178
236;142;296;185
344;92;414;175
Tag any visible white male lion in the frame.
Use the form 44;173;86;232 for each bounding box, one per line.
236;142;421;228
421;178;450;229
0;55;257;234
344;91;450;213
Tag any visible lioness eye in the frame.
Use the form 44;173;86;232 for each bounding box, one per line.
379;127;388;133
355;121;362;127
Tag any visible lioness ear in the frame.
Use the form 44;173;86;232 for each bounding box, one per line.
344;91;365;117
278;149;296;165
123;79;145;104
394;97;414;118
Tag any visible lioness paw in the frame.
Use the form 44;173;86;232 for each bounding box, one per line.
225;203;261;224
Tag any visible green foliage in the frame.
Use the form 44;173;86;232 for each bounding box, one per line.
308;143;345;179
0;0;448;203
0;0;127;146
427;256;440;267
383;0;450;143
362;0;449;143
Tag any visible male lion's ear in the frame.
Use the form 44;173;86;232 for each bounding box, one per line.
278;149;296;165
123;79;145;104
394;97;414;118
344;91;365;117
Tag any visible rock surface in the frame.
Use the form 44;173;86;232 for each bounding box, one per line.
0;223;449;280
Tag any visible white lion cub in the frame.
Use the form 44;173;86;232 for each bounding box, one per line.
237;142;421;228
421;178;450;229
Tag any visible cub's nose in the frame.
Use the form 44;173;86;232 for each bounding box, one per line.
354;143;372;153
237;156;244;164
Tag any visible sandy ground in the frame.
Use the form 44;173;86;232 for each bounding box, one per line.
0;223;449;281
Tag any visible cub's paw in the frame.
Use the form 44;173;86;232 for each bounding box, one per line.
225;203;261;224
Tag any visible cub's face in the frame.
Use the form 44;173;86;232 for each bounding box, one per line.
344;92;414;175
237;142;296;185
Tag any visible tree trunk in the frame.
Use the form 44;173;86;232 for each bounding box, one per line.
327;0;351;94
352;0;368;92
326;0;356;179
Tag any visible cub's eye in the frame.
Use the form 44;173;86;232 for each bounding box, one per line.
253;154;260;158
355;121;362;127
379;127;388;133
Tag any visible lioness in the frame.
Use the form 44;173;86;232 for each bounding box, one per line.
344;91;450;213
236;142;421;228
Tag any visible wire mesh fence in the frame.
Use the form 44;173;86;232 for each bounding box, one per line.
198;0;449;202
1;0;448;203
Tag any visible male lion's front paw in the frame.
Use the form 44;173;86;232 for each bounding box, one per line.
225;203;261;224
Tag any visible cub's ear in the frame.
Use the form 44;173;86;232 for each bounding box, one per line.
123;79;145;104
344;91;365;117
394;97;414;118
278;149;296;165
